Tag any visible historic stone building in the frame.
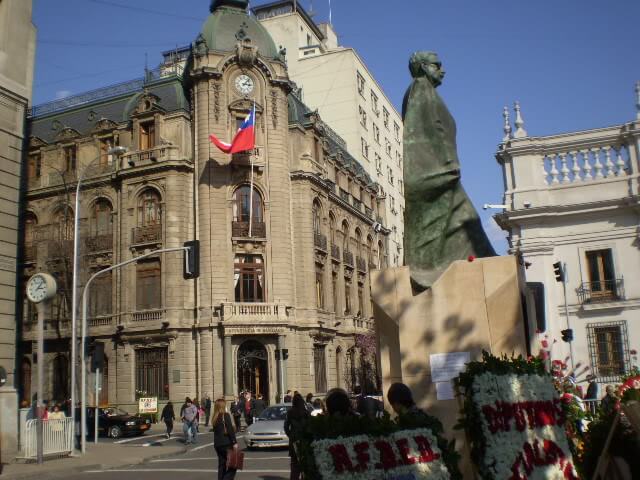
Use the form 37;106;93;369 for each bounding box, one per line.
0;0;36;459
20;0;388;411
495;92;640;388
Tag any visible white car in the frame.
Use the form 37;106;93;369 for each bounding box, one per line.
245;404;291;449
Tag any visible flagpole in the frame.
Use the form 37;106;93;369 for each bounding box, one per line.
248;101;256;238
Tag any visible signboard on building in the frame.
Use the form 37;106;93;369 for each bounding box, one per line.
138;397;158;414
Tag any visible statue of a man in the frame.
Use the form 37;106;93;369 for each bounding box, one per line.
403;51;495;290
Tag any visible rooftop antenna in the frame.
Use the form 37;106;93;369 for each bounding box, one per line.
328;0;332;25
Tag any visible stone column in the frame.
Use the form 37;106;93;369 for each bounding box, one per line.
277;335;287;401
223;335;233;398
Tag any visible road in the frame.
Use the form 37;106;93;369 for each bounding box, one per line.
69;426;291;480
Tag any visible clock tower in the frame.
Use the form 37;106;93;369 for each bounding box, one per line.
188;0;294;401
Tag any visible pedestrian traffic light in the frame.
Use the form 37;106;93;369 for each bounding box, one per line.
561;328;573;343
553;261;564;283
282;349;289;360
183;240;200;279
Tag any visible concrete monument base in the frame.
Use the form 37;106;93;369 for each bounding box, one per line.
371;255;528;479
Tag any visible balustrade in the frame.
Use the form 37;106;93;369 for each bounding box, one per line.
85;234;113;252
577;279;624;304
131;224;162;245
232;221;266;238
343;250;354;267
543;145;630;185
314;233;327;251
331;244;340;261
89;315;115;327
221;302;288;322
122;145;180;167
131;309;164;322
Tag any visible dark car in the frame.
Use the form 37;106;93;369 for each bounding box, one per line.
95;407;151;439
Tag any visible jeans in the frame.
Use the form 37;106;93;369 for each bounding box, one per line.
183;420;197;443
215;446;237;480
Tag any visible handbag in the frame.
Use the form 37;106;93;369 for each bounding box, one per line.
223;414;244;470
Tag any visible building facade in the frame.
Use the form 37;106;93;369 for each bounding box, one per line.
19;0;388;412
495;93;640;389
0;0;36;459
254;1;406;266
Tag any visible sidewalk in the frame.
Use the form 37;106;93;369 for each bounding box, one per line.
1;427;187;480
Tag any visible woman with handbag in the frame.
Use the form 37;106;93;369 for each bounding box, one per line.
212;398;241;480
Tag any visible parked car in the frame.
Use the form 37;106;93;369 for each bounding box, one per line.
95;407;151;439
245;403;312;449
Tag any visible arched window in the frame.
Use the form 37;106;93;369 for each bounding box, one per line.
91;199;113;237
54;206;74;242
138;189;161;227
366;235;374;268
312;200;322;236
355;228;362;258
234;255;265;303
329;213;337;245
233;185;263;223
342;221;350;253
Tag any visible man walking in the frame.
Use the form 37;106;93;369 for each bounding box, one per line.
244;391;256;427
204;394;212;426
181;397;199;444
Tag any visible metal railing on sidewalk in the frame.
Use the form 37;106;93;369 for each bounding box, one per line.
19;418;74;460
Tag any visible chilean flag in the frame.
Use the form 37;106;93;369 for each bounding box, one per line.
209;104;256;154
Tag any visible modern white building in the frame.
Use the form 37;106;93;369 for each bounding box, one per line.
495;88;640;388
254;1;406;266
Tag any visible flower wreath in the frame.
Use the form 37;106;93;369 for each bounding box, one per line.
295;410;462;480
456;352;579;480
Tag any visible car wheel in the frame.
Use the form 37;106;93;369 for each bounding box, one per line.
108;425;122;439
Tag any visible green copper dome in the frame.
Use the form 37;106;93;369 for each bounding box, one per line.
200;0;279;60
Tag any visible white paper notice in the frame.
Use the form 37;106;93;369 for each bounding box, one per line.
435;381;455;401
429;351;470;383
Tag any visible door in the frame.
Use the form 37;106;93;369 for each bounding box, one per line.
236;340;269;400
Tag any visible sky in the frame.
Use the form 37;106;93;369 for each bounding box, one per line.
31;0;640;253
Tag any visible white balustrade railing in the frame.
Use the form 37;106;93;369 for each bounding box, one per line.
20;418;73;459
221;302;288;321
543;145;630;185
131;309;164;322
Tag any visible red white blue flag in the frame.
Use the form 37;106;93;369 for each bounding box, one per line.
209;104;255;154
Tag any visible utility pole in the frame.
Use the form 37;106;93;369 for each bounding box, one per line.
562;262;574;370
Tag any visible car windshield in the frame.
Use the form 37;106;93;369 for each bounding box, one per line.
102;407;129;417
258;406;290;421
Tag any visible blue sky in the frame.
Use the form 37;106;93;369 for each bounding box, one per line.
32;0;640;253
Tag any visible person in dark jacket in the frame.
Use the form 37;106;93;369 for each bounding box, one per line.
204;394;212;426
284;393;309;480
283;390;292;403
161;401;176;438
230;394;243;432
212;398;238;480
253;394;266;418
325;388;354;416
244;391;256;427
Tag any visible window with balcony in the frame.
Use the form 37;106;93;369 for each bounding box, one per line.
582;249;620;303
316;269;325;310
27;152;41;181
88;199;113;252
136;259;161;310
99;137;114;166
233;185;265;237
234;255;264;303
344;280;352;315
313;344;327;393
588;321;629;380
135;189;162;244
383;107;390;129
139;121;156;150
135;347;168;400
54;206;74;243
313;201;321;235
64;145;76;172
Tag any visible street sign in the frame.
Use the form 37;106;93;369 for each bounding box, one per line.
138;397;158;414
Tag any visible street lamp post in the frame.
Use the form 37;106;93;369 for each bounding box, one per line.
71;145;127;452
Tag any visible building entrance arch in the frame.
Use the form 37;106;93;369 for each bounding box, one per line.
237;340;269;400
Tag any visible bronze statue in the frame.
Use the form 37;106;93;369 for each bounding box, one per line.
403;51;495;290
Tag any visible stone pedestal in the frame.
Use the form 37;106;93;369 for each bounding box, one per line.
0;386;18;461
371;255;528;479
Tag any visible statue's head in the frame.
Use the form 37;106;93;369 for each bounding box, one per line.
409;51;445;87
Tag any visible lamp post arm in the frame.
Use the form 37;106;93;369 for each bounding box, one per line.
80;245;187;453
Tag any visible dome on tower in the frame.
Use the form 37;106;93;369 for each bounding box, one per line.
198;0;280;60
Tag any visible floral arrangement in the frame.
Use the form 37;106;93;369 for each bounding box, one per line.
618;368;640;403
456;352;579;480
296;410;461;480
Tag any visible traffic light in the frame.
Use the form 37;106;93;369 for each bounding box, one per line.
282;349;289;360
91;342;105;372
553;261;564;283
183;240;200;279
561;328;573;343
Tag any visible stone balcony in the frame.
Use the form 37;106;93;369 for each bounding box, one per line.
131;224;162;245
220;302;289;324
496;121;639;211
85;234;113;253
232;221;266;239
121;145;180;169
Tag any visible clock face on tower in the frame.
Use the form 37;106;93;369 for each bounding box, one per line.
234;74;254;95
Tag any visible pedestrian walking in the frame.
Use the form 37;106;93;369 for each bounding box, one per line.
194;400;202;432
212;398;238;480
284;393;309;480
244;391;255;427
181;397;198;444
283;390;292;403
253;393;266;418
204;394;212;426
161;401;175;439
231;395;242;432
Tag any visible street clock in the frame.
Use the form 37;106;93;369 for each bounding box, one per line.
26;273;57;303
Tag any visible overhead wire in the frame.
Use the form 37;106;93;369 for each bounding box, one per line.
86;0;202;21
